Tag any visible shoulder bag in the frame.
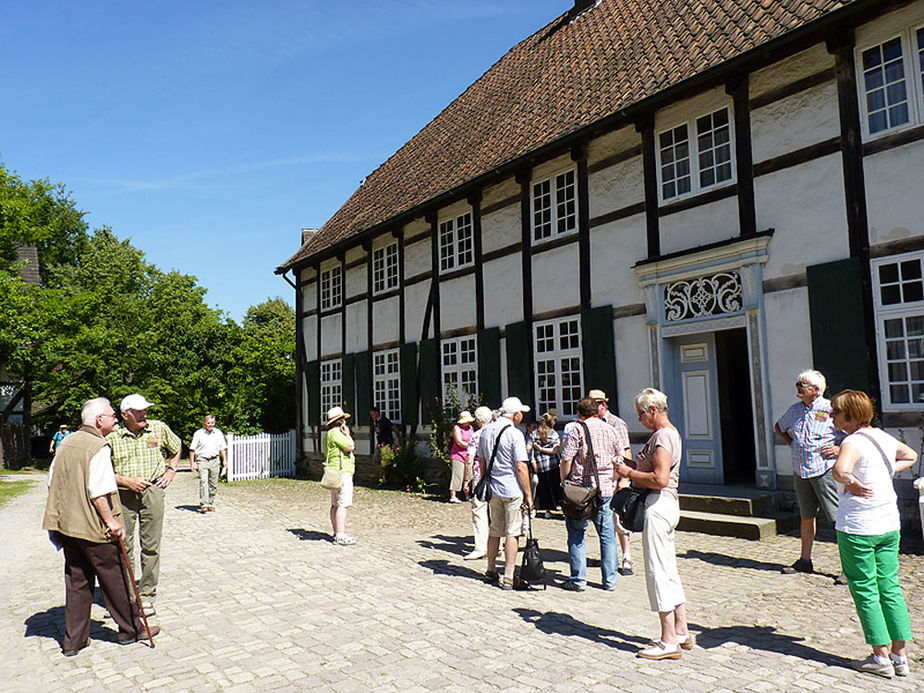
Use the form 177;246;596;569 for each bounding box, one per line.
320;466;343;491
473;423;511;502
516;517;546;590
610;485;649;532
560;421;603;520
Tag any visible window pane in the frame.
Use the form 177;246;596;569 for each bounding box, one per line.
903;282;923;303
909;360;924;380
901;260;922;279
881;285;902;305
889;103;910;127
879;263;899;284
906;315;924;336
869;110;887;133
891;384;910;403
885;318;904;338
909;338;924;358
912;383;924;404
887;339;906;359
889;362;908;381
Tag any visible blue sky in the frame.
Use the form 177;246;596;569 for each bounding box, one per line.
1;1;568;321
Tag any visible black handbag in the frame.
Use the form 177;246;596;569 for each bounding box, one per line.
516;520;546;590
473;423;511;502
560;421;603;520
611;486;650;532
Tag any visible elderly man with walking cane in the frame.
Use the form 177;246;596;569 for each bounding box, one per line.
43;397;160;656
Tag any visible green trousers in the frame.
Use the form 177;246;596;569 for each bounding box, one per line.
837;530;912;646
119;485;165;600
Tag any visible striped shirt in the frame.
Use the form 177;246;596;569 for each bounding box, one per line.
561;417;619;497
601;411;631;457
107;420;181;482
775;396;844;478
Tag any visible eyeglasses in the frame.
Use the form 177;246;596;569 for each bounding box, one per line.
795;382;814;389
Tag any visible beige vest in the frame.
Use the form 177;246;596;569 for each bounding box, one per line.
42;427;123;543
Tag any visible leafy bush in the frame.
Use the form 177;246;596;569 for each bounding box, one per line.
379;440;425;492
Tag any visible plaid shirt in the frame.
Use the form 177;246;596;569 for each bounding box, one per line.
776;396;844;478
107;419;181;482
561;417;618;497
601;411;631;456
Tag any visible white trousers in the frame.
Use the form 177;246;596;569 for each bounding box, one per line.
642;493;686;613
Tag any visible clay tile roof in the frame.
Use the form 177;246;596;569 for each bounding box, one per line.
278;0;853;272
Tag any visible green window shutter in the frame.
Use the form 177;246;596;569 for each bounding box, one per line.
478;327;502;407
354;350;371;417
400;342;418;425
305;360;320;426
807;258;871;396
419;338;439;424
341;353;355;412
505;320;532;404
581;305;617;410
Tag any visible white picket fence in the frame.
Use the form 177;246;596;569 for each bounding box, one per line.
226;430;296;482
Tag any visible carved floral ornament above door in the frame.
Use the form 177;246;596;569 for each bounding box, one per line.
665;272;742;322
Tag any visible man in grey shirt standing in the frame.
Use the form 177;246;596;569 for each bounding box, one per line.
476;396;533;590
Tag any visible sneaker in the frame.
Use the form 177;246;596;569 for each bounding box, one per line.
853;654;894;678
561;580;586;592
333;535;356;546
463;551;486;561
637;640;682;660
449;497;463;504
834;573;849;586
891;655;910;677
618;558;634;576
781;558;813;574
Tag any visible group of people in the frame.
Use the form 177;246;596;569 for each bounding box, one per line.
43;394;228;656
774;370;915;678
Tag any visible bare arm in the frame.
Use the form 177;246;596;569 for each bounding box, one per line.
452;426;466;448
894;440;918;474
774;423;793;446
516;460;533;508
832;441;873;498
616;446;670;490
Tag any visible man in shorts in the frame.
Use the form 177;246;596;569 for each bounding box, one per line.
774;369;845;583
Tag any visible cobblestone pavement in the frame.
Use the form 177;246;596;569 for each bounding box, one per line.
2;470;923;691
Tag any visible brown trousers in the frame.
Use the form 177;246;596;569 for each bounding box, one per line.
60;534;141;650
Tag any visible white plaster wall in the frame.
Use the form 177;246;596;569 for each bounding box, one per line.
403;217;429;239
750;43;832;98
483;177;519;209
755;154;850;280
302;316;318;361
320;314;341;356
656;85;731;135
439;199;471;222
405;237;431;278
344;302;366;353
440;275;477;331
590;215;647;306
372;295;400;346
532;245;580;314
301;279;317;312
345;246;364;264
614;314;651;432
532;152;574;183
865;139;924;247
404;281;430;340
751;82;840;163
482;205;521;253
854;3;924;57
589;155;644;218
764;287;814;478
345;265;366;299
483;254;523;328
659;197;740;255
587;125;638;166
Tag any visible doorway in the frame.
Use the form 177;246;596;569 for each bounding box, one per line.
715;328;756;484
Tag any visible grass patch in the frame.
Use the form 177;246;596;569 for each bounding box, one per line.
0;479;37;508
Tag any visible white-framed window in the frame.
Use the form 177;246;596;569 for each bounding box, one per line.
532;169;577;242
373;349;401;421
857;25;924;138
372;242;399;294
442;336;478;407
658;106;733;202
320;360;342;414
873;251;924;409
319;265;342;310
439;212;474;272
533;317;582;418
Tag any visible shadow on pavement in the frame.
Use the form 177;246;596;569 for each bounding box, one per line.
418;558;495;581
174;504;204;513
679;549;785;573
514;608;648;652
24;606;66;642
688;622;853;669
287;528;331;542
418;534;571;564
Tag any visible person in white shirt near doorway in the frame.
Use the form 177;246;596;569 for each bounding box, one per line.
189;415;228;514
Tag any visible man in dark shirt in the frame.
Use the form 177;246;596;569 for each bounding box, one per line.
370;406;402;480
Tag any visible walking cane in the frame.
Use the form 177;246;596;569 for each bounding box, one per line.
117;536;155;648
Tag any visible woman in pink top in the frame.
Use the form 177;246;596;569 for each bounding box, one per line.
615;387;690;661
449;411;474;503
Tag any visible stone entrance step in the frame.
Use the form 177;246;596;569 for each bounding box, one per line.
677;483;799;540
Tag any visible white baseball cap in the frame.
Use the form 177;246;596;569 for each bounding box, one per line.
120;393;154;411
501;396;531;414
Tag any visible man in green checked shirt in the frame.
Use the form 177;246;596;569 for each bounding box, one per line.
107;393;181;615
